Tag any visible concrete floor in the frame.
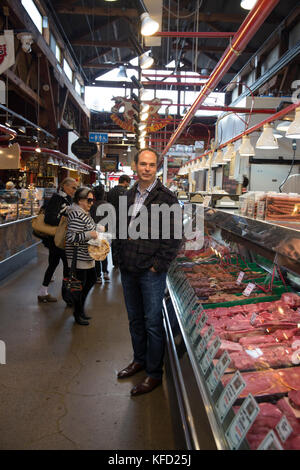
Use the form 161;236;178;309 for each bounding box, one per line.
0;244;176;450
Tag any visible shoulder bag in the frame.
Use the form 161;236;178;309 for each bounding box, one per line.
32;212;57;238
61;238;82;306
54;215;68;249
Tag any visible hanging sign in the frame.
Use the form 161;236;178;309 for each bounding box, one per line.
0;30;15;74
71;137;97;160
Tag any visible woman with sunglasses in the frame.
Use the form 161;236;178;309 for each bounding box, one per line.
65;187;98;325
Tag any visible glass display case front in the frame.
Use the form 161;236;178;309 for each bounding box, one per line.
0;188;43;224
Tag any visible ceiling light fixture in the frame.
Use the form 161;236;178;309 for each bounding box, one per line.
139;51;154;70
140;12;159;37
223;143;235;161
240;0;258;10
238;135;255;156
286;107;300;139
256;123;279;149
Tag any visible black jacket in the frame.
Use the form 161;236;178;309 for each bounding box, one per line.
44;191;72;227
116;179;182;273
107;184;128;209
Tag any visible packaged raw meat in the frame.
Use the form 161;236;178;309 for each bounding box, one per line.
288;390;300;410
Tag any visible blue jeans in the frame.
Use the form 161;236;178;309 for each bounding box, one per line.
121;270;167;380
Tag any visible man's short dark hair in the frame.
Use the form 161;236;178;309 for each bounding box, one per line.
119;175;131;184
134;148;160;165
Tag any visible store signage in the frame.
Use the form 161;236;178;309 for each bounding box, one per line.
257;430;283;450
216;371;246;423
88;132;108;143
0;30;15;74
225;394;260;450
71;137;97;160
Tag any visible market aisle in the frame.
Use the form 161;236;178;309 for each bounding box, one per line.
0;245;176;450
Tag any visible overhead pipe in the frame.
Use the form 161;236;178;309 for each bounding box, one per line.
0;124;17;141
154;32;235;38
142;81;207;87
160;0;281;160
142;73;210;79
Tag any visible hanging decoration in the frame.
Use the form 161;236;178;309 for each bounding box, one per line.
0;30;15;74
110;96;172;133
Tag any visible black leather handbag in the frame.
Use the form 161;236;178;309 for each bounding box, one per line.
62;240;82;306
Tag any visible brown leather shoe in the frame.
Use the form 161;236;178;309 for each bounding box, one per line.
130;376;162;396
117;361;144;379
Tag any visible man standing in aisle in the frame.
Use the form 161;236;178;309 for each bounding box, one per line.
107;174;131;268
116;148;182;396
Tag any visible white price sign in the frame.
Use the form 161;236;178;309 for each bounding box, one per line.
242;282;256;297
236;271;245;285
190;312;208;344
200;336;221;375
225;394;260;450
257;430;283;450
207;350;231;395
216;371;245;423
276;415;293;443
194;325;214;362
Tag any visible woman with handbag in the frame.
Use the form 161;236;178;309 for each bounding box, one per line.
65;187;98;325
38;177;78;303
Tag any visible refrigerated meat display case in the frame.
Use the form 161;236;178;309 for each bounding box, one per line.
163;206;300;450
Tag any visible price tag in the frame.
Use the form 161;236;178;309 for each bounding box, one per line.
256;201;266;221
216;371;246;423
250;313;257;326
203;195;211;207
207;350;231;395
276;415;293;443
194;325;214;362
200;336;221;375
242;282;256;297
236;271;245;285
225;394;260;450
190;312;208;344
257;430;283;450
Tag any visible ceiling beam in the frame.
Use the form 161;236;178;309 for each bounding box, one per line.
71;40;132;48
55;5;138;18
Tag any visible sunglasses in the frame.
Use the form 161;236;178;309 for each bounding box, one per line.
87;198;94;204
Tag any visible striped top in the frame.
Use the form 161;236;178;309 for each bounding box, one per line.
65;203;96;268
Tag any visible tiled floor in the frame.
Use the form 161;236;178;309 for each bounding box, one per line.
0;245;176;450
